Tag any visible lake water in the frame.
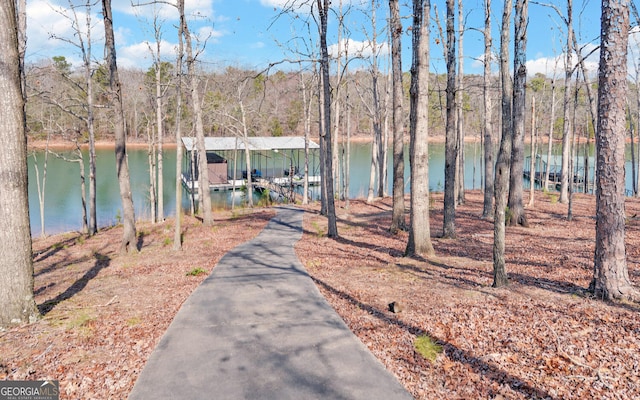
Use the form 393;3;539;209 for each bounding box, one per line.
27;141;635;237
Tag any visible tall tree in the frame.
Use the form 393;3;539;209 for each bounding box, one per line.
102;0;137;253
591;0;639;301
528;96;537;206
443;0;457;238
389;0;406;233
481;0;494;218
83;0;98;235
456;0;465;205
559;0;575;204
507;0;529;227
544;72;558;191
182;6;213;226
0;0;38;326
150;12;166;222
173;0;185;250
406;0;434;257
492;0;513;288
370;0;386;201
317;0;338;238
46;1;98;234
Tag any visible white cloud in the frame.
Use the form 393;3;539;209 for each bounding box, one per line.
260;0;312;14
120;0;214;20
118;42;153;68
328;38;389;59
195;25;225;44
260;0;368;8
26;0;105;63
522;41;599;78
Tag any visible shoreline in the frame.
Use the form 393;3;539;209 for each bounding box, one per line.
26;134;475;150
29;132;629;151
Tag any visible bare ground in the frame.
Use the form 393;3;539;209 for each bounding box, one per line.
297;191;640;400
1;191;639;399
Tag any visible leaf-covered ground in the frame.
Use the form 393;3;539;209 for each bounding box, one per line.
0;209;274;399
1;191;639;399
296;191;640;399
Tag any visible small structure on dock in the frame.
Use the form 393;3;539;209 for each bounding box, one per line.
181;136;320;203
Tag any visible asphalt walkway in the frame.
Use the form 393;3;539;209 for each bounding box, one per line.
128;207;413;400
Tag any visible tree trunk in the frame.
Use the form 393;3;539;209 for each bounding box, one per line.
389;0;406;233
182;12;213;226
173;0;185;251
456;0;465;205
344;68;351;209
383;67;391;197
33;141;49;238
0;0;38;326
528;96;536;206
507;0;529;227
443;0;457;238
241;102;254;208
147;123;157;222
482;0;494;219
629;104;637;195
369;0;383;203
591;0;638;301
492;0;513;288
544;77;557;191
559;0;574;204
318;0;338;238
568;79;581;220
406;0;435;257
333;0;343;200
17;0;26;102
156;52;164;222
300;69;311;205
102;0;137;253
81;0;97;235
75;147;89;235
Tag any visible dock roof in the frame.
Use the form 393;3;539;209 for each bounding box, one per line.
181;136;319;152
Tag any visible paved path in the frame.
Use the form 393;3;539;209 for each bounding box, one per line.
129;207;413;400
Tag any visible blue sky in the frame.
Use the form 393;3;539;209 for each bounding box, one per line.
25;0;607;77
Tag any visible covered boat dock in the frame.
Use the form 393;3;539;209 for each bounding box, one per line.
181;136;321;201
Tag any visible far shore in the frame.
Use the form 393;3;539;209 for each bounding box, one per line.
27;132;577;151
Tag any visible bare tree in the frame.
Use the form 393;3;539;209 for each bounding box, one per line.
45;0;98;235
443;0;457;238
559;0;575;204
0;0;38;326
528;96;536;206
388;0;406;233
150;12;167;222
492;0;513;288
366;0;386;202
406;0;434;257
102;0;137;253
507;0;529;227
181;5;213;226
544;71;558;191
317;0;338;238
298;68;314;204
591;0;639;301
84;0;98;235
481;0;494;218
173;0;185;251
456;0;465;205
31;138;50;237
